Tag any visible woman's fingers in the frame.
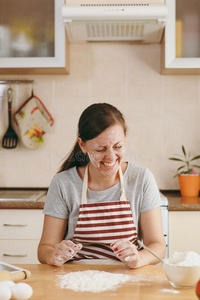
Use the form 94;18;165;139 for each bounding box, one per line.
110;239;139;265
52;255;65;266
50;240;82;266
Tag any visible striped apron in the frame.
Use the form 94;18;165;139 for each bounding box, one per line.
73;164;138;260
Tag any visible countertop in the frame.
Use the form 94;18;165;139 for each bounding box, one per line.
0;194;46;209
0;190;200;211
13;263;198;300
162;191;200;211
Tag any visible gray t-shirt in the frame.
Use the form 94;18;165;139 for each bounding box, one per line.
43;162;161;240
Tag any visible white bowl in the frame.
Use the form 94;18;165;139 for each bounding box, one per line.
163;262;200;288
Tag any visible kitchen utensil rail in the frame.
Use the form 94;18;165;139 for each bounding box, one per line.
0;80;34;85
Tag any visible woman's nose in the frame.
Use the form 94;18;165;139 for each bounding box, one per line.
105;149;116;160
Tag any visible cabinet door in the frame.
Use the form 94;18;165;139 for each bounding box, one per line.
169;211;200;256
161;0;200;75
0;209;44;239
0;0;69;74
0;240;40;264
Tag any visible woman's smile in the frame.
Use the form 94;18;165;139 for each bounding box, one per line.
102;161;116;167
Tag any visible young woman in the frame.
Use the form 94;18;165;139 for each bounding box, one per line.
38;103;166;268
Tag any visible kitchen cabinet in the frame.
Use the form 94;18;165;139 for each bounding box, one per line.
0;209;43;264
161;0;200;75
0;0;69;75
168;211;200;256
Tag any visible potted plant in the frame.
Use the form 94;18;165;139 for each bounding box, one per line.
168;145;200;197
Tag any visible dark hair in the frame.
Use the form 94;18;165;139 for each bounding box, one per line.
58;103;127;172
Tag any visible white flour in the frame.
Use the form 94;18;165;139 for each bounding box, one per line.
56;270;167;293
160;289;180;294
57;270;131;292
164;251;200;267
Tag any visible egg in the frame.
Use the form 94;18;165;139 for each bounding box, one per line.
0;281;15;288
11;283;33;300
0;285;12;300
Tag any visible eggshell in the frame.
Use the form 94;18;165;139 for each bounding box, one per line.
11;283;33;300
0;285;12;300
0;281;15;288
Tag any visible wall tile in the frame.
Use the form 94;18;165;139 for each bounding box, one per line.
0;43;200;190
89;43;126;98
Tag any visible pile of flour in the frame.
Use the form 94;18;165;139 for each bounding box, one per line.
56;270;131;293
164;251;200;267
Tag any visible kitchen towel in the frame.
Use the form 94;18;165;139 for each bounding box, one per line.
14;94;54;149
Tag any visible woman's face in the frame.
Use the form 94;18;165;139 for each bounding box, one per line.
78;124;126;176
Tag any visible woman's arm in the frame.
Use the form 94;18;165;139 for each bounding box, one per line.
137;206;166;266
110;206;166;268
38;215;82;266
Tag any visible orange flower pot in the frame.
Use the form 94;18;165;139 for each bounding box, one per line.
180;196;200;204
178;174;200;197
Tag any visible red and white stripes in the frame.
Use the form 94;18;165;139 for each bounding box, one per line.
73;200;137;260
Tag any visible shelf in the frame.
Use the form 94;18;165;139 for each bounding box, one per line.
0;0;69;75
161;0;200;75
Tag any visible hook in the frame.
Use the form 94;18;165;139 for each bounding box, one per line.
31;81;34;97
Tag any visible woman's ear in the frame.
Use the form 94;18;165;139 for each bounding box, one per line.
77;137;86;154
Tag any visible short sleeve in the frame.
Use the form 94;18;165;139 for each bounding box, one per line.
43;175;69;219
140;169;161;213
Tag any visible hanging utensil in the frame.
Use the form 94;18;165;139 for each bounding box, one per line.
14;88;53;149
2;87;18;149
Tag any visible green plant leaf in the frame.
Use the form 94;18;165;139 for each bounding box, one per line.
182;145;186;157
191;155;200;161
188;152;191;161
177;165;186;171
191;164;200;169
168;158;185;162
179;170;190;174
173;174;179;178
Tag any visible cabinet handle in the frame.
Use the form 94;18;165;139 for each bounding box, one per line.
3;254;27;257
3;224;28;227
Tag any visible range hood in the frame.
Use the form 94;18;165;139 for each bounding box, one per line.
62;0;168;43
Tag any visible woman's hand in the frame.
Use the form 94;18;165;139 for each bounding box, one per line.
110;239;141;268
49;240;82;266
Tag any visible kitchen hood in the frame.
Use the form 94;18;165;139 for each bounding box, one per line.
62;0;168;43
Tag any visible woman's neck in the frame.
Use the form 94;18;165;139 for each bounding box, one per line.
77;162;127;191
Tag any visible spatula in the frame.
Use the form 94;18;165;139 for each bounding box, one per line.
2;87;18;149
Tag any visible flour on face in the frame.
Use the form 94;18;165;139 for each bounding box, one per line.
85;124;126;177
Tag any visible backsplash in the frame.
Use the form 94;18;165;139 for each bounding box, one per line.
0;43;200;189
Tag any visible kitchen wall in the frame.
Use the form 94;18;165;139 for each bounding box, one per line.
0;42;200;189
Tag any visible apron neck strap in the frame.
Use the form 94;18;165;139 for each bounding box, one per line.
81;164;127;204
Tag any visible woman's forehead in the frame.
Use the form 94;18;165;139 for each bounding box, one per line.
88;124;125;147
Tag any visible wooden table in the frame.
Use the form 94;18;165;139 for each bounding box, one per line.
16;264;197;300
